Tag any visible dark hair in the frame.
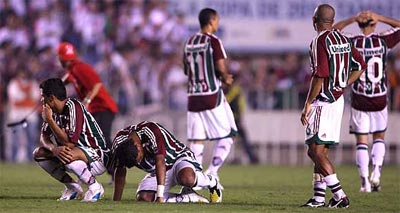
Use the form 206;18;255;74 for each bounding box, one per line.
39;78;67;100
114;137;138;168
198;8;217;28
358;19;374;28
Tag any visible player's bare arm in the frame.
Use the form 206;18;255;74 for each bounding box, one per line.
301;77;324;126
113;166;127;201
42;104;74;148
333;16;358;30
83;82;102;106
215;59;233;85
155;154;166;203
370;11;400;27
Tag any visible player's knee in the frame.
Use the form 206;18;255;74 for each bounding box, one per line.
32;147;49;161
136;191;155;202
177;168;196;187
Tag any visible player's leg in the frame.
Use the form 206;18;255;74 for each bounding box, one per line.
369;107;387;192
187;111;207;165
190;140;205;165
350;107;371;192
33;147;83;201
355;134;371;192
65;147;104;202
205;137;233;179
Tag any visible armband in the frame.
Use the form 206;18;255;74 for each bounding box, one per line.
156;185;165;198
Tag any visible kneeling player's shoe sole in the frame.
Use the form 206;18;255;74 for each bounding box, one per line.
300;198;325;208
328;196;349;208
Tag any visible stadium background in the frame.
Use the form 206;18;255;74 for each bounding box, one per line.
1;0;399;165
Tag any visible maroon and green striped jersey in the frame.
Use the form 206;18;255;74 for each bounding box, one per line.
41;98;107;151
112;121;201;174
309;29;366;103
183;32;227;112
348;28;400;111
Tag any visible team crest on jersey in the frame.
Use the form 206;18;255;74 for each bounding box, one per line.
329;43;351;54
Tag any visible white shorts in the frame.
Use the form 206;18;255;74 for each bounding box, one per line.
187;99;237;141
136;157;200;195
350;106;387;134
305;96;344;145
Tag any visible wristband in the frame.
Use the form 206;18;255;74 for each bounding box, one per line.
156;185;165;198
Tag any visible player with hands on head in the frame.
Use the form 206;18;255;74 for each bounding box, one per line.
110;121;223;203
33;78;108;202
183;8;237;189
333;10;400;193
300;4;366;208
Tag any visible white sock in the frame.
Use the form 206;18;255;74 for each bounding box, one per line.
371;139;385;172
193;171;214;188
206;138;233;175
65;160;97;187
325;174;346;201
356;144;369;179
190;143;204;165
37;160;75;184
312;173;326;202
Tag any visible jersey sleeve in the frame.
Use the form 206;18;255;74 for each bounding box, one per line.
72;63;101;91
65;100;84;144
312;36;330;78
350;45;367;71
146;122;166;155
210;36;227;61
380;28;400;49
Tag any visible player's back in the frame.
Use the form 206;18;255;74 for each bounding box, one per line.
310;29;355;102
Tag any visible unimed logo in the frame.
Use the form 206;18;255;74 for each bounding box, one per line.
329;43;351;54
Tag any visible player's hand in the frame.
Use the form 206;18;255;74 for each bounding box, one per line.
301;103;311;126
42;104;53;123
155;197;165;203
222;73;234;86
53;146;73;164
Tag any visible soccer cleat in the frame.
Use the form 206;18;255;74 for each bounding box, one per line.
82;183;104;202
360;177;371;193
208;175;222;203
204;170;224;190
300;198;325;208
328;196;350;208
370;171;381;192
58;184;83;201
178;187;209;203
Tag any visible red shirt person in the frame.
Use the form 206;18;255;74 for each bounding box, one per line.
57;42;118;153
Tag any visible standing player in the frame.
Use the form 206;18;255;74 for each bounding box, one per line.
33;78;107;202
110;121;222;203
333;11;400;193
300;4;366;208
57;42;118;179
183;8;237;187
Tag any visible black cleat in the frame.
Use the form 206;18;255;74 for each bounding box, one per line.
300;198;325;208
328;196;350;208
371;183;381;192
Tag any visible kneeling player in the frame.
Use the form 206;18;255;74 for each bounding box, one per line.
110;121;222;203
33;78;107;202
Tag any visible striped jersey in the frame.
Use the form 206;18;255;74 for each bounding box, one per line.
183;32;227;111
347;28;400;111
41;98;107;151
309;29;366;103
112;121;201;174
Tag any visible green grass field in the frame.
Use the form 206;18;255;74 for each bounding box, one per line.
0;163;399;212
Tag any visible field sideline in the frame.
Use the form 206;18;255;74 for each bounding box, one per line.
0;163;399;212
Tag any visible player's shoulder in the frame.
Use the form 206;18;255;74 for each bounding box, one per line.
378;27;400;36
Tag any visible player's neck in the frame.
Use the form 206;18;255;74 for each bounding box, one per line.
361;28;374;36
201;26;214;34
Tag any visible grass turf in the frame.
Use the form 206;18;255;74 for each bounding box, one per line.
0;163;399;212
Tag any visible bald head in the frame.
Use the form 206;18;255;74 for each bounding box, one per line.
313;4;335;24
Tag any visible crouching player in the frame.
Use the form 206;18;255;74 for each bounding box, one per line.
110;121;223;203
33;78;107;202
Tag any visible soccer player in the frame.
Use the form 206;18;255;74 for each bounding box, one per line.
57;42;118;163
300;4;366;208
333;11;400;193
33;78;107;202
183;8;237;187
110;121;222;203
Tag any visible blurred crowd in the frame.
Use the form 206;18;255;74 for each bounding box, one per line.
1;0;400;162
